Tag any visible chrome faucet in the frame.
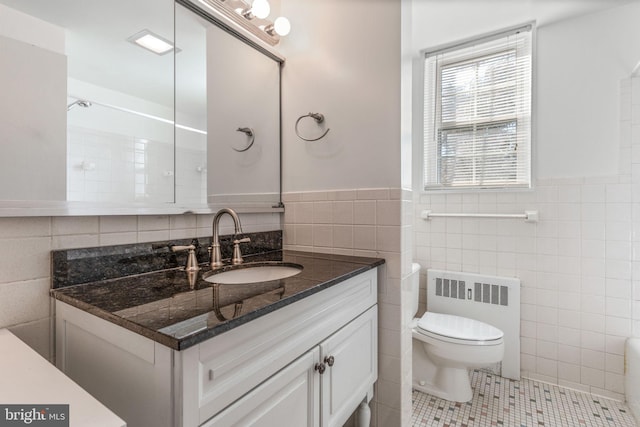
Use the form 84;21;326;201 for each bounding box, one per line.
210;208;251;268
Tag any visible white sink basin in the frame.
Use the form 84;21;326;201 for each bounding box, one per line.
204;264;303;285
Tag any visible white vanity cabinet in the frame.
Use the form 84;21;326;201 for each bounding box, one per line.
55;267;378;427
203;306;377;427
203;348;321;427
320;307;377;427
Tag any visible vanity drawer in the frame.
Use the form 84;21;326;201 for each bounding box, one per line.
180;268;377;426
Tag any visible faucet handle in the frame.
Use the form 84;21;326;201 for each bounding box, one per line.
185;247;201;272
171;245;201;272
171;244;195;252
232;237;251;265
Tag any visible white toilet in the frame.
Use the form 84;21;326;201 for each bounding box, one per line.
410;263;505;402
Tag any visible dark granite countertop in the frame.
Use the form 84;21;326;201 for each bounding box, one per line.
51;250;384;350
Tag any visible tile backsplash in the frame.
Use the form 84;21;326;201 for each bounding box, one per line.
51;230;282;289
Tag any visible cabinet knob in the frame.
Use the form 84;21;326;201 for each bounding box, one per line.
314;362;326;374
324;355;335;367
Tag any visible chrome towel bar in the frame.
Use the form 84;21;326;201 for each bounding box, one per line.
421;210;539;223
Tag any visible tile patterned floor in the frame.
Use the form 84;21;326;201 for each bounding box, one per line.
412;370;637;426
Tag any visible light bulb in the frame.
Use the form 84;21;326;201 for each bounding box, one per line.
274;16;290;36
251;0;270;19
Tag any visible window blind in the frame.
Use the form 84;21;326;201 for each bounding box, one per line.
423;25;533;190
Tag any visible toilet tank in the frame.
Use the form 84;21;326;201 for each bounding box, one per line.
410;263;421;317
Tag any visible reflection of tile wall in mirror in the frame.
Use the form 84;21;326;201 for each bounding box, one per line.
67;127;183;204
0;0;177;205
175;127;208;205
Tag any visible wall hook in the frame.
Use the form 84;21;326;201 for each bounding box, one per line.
233;127;255;152
295;112;330;142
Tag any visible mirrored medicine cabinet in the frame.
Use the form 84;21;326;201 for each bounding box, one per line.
0;0;283;216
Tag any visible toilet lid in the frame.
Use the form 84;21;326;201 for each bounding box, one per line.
417;312;503;342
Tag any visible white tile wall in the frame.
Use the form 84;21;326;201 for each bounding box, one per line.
632;76;640;339
283;187;412;427
411;78;638;402
0;212;280;363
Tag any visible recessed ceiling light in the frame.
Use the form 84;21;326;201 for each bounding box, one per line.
127;29;174;55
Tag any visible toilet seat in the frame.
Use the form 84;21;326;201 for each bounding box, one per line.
416;312;503;346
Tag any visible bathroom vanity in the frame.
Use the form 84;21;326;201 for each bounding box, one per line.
52;247;383;427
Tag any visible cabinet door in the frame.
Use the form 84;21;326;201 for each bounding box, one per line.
202;348;320;427
191;268;378;424
320;306;378;427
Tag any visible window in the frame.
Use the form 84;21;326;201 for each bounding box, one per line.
423;24;533;190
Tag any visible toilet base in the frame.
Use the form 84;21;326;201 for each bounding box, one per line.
412;367;473;402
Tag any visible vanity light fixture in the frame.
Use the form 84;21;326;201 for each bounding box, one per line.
265;17;291;37
197;0;290;45
127;29;175;55
241;0;270;20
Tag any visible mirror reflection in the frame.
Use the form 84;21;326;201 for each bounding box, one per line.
0;0;282;211
0;0;177;203
176;1;282;207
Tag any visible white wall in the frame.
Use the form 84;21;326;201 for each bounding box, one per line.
0;3;64;53
279;0;402;192
411;1;640;400
411;0;640;183
0;5;67;201
206;25;280;201
278;0;408;425
536;3;640;178
401;0;414;190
